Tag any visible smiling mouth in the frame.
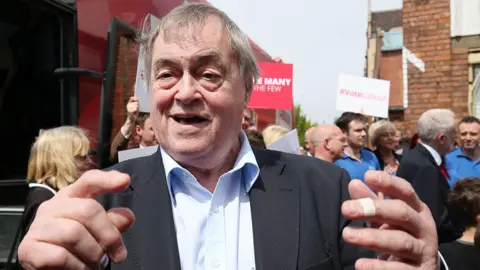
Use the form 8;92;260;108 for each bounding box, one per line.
172;115;209;125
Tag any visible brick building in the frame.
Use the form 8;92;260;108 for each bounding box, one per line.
368;0;480;137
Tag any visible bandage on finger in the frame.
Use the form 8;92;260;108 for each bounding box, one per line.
359;198;376;217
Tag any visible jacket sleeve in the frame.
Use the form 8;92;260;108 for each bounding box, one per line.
338;170;376;270
397;162;461;243
109;130;130;164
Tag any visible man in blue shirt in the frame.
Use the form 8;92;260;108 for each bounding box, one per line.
445;116;480;186
334;112;381;182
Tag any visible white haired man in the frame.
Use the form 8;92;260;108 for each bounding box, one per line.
397;108;462;244
18;3;441;270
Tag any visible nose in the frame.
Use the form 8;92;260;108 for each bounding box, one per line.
174;73;200;104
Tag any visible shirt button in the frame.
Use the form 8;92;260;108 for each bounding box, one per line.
212;261;220;267
214;208;219;213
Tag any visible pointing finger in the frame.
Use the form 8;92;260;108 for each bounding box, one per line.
60;170;130;199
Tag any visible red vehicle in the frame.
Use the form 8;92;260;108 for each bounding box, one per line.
0;0;277;180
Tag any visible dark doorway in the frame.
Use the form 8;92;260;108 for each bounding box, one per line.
0;0;77;181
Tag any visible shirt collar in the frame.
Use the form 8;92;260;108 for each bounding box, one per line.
160;131;260;198
342;148;366;161
420;142;442;166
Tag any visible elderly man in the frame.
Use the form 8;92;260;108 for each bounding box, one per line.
311;124;347;163
18;4;440;270
397;109;462;244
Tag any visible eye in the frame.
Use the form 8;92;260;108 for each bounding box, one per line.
202;72;221;80
158;72;173;79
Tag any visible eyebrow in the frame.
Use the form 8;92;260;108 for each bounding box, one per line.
152;50;225;75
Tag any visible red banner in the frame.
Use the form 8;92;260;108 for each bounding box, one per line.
248;62;293;110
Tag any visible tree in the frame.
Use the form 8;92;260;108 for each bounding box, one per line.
294;104;316;145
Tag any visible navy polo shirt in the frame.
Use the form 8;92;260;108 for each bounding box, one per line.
445;147;480;187
334;148;381;182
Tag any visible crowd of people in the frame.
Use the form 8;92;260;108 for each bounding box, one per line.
5;3;480;270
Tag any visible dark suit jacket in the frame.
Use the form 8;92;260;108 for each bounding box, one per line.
396;144;461;243
98;148;375;270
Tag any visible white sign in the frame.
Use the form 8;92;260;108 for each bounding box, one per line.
336;74;390;118
403;47;425;72
276;109;293;130
267;129;301;155
118;146;158;162
134;14;161;112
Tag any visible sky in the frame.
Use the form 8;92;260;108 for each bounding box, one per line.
208;0;402;124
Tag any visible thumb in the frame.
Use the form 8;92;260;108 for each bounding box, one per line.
107;208;135;233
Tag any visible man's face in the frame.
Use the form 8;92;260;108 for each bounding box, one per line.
327;130;347;160
137;117;158;146
242;109;252;130
346;120;366;148
149;16;246;167
458;122;480;151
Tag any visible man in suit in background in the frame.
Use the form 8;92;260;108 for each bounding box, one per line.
18;3;441;270
397;109;462;243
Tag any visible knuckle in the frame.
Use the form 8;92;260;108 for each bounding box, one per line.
100;226;121;247
17;238;33;263
397;203;412;223
61;220;85;244
403;182;416;197
78;198;104;219
49;247;73;268
399;238;416;254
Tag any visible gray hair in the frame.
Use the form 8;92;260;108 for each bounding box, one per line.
368;120;396;146
139;3;260;98
418;109;456;143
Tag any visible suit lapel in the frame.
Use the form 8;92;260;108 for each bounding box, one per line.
126;150;181;270
250;149;300;270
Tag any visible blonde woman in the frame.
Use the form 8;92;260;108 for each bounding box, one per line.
262;124;289;147
368;120;402;175
7;126;94;268
24;126;93;227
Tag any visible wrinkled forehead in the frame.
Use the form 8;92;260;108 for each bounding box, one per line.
154;15;231;55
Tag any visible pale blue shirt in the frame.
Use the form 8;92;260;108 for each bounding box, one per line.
160;132;260;270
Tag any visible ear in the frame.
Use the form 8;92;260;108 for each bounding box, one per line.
135;125;143;136
324;138;331;150
438;133;446;143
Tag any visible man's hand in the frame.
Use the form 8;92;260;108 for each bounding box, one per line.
342;171;439;270
18;170;135;269
126;96;139;121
